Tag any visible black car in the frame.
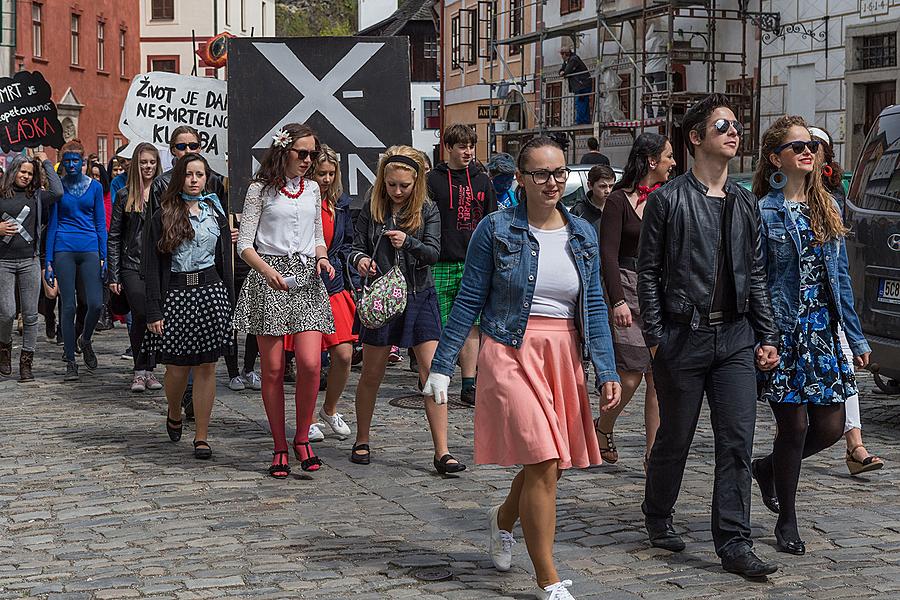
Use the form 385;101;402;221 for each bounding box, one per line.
845;104;900;393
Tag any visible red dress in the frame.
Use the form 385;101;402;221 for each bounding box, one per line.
284;205;358;352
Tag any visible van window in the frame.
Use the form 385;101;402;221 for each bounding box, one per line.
850;114;900;212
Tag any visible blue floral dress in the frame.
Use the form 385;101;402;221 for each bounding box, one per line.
760;202;857;405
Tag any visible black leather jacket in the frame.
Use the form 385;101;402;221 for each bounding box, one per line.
107;188;144;283
637;170;778;347
349;199;440;294
147;167;228;219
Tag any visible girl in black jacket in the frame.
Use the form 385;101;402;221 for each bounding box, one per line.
108;142;163;393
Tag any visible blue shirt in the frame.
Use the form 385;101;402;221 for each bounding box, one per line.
46;179;107;263
171;198;221;273
110;173;127;203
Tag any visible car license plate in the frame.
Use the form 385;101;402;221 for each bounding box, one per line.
879;278;900;305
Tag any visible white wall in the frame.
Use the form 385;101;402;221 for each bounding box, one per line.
358;0;398;31
411;81;441;154
140;0;275;77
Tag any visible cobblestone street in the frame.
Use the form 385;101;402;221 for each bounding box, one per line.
1;327;898;599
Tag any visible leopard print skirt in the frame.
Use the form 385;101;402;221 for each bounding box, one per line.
232;254;335;337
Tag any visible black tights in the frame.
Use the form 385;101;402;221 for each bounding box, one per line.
225;334;260;378
758;402;845;539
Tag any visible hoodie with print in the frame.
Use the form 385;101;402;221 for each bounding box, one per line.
427;161;497;262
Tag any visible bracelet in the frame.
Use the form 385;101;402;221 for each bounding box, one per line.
316;256;328;263
613;300;627;308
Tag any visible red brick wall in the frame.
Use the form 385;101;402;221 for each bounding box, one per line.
15;0;142;162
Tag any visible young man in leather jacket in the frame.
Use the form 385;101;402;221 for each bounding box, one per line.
636;93;781;578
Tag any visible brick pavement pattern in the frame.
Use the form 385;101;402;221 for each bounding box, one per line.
1;327;899;599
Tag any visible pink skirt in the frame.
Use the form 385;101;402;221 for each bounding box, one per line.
474;317;602;469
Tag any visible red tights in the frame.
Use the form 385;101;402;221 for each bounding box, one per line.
257;332;322;452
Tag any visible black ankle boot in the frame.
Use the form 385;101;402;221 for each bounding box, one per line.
0;341;11;376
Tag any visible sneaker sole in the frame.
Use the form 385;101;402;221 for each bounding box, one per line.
488;505;512;571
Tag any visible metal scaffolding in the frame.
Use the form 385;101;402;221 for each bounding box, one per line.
480;0;778;167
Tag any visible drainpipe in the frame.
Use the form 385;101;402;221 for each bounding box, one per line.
439;0;445;162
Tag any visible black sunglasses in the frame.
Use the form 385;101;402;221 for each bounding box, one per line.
289;148;320;161
713;119;744;136
773;140;821;155
173;142;201;151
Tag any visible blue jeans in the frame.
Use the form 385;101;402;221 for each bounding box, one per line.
575;87;591;125
55;251;103;362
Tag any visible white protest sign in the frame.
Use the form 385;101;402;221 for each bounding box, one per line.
118;72;228;173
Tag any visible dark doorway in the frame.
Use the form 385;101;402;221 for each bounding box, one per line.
865;81;896;136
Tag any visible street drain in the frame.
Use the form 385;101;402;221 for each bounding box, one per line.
412;567;453;581
389;394;470;410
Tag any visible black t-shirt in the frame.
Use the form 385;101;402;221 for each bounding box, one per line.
579;151;610;166
0;191;39;260
710;196;737;315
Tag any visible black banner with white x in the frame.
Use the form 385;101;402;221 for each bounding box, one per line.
227;37;412;213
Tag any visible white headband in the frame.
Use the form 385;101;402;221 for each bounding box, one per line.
808;126;831;146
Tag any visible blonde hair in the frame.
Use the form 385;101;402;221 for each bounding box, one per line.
752;115;848;243
311;144;343;215
124;143;161;213
371;145;428;232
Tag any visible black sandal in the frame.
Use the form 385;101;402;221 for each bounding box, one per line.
268;451;291;479
193;440;212;460
434;453;467;475
350;443;371;465
166;416;183;442
595;418;618;464
293;441;322;472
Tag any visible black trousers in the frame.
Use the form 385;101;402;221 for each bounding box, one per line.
642;317;757;559
120;269;154;371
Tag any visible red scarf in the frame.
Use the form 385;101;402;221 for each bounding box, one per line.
636;183;661;205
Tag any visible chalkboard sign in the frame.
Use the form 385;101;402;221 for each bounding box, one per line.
228;37;412;213
0;71;64;152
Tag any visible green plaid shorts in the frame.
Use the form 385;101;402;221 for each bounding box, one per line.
433;261;479;326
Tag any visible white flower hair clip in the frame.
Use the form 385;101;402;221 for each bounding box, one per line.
272;129;292;148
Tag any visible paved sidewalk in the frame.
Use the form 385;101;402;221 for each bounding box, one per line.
0;327;898;599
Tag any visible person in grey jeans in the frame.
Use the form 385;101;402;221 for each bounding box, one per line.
0;152;63;381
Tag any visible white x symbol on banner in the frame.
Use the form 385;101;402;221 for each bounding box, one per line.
1;206;32;244
253;42;386;149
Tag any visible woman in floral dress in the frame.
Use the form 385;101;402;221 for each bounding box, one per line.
751;116;871;556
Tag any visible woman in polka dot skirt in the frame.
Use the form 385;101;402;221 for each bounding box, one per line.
144;153;236;461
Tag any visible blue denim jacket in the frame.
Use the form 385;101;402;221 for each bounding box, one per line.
171;194;223;273
758;191;871;356
430;200;620;388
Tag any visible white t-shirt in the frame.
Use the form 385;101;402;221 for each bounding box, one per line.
528;224;580;319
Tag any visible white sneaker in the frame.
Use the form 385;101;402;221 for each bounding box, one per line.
240;370;262;390
319;409;351;439
308;423;325;442
488;505;515;571
228;375;246;391
541;580;575;600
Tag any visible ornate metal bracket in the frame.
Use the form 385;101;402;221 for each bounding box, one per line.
762;16;829;46
743;11;782;35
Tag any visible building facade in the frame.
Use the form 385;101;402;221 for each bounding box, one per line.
12;0;141;162
759;0;900;167
140;0;275;77
359;0;441;159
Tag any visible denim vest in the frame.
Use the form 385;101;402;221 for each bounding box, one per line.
430;200;620;387
758;191;870;356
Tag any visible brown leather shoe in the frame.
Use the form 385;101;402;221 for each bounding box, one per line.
0;341;11;376
19;351;33;382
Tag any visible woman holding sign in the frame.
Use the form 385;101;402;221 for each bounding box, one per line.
232;123;335;479
143;153;234;461
0;152;62;382
46;140;107;381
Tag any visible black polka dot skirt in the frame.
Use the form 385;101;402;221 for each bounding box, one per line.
144;280;234;366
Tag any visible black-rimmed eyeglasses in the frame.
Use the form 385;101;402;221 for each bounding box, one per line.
521;168;570;185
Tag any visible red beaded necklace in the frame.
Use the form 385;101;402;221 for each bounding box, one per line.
281;178;305;199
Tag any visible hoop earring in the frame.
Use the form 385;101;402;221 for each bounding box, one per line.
768;170;787;190
822;165;833;178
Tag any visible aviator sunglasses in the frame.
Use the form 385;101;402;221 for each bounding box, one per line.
773;139;821;155
713;119;744;136
173;142;202;151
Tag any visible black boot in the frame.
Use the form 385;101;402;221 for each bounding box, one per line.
19;351;34;382
0;341;11;376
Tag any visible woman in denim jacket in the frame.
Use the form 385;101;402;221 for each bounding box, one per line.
750;116;871;557
424;137;621;600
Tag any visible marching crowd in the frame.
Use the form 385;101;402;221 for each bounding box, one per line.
0;92;888;600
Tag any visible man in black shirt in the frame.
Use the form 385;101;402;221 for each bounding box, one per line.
637;94;780;578
559;47;593;125
579;137;610;165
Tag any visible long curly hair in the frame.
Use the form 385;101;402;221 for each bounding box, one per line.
0;154;43;198
311;144;342;216
810;127;844;193
614;132;669;192
252;123;320;193
371;146;428;232
157;153;212;254
753;115;848;242
124;143;161;213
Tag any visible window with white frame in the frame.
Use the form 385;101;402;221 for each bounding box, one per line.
97;22;105;71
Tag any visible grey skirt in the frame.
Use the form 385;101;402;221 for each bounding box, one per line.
611;267;652;373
